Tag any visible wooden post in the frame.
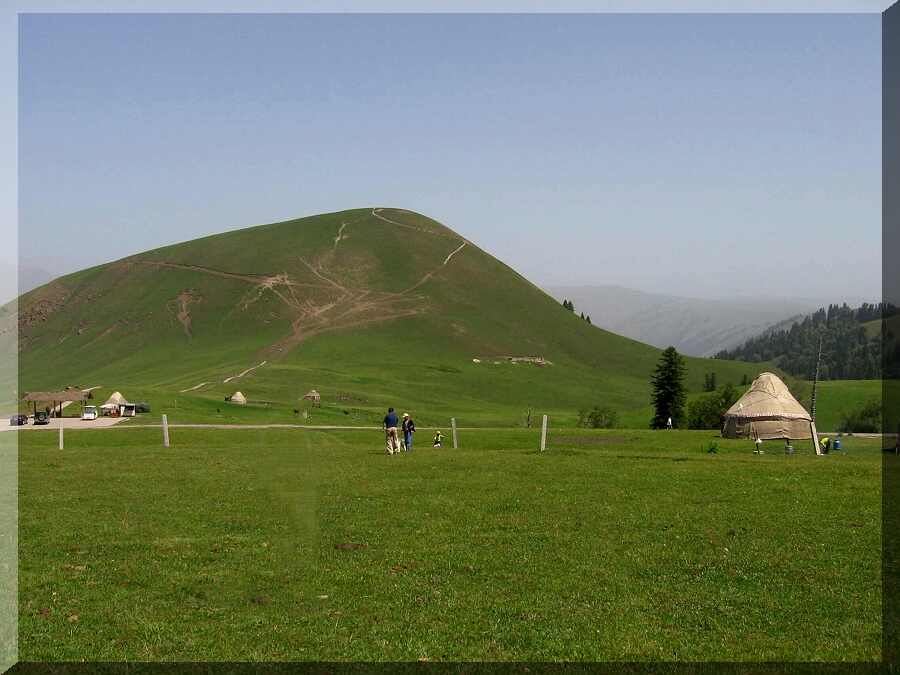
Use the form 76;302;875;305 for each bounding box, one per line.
540;414;548;452
58;420;63;450
811;421;821;456
810;335;823;423
451;418;458;449
162;414;170;448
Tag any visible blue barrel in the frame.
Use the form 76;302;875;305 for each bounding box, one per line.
833;438;842;451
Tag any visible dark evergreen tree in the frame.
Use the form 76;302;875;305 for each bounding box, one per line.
650;346;687;429
586;315;591;325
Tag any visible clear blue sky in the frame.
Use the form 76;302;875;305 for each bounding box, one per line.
17;12;881;301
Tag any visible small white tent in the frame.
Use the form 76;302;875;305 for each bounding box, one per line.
228;391;247;405
101;391;128;410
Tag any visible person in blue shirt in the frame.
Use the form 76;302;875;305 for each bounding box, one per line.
402;413;416;452
383;407;400;455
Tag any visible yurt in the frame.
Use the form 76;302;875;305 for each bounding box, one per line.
227;391;247;405
722;372;811;440
100;391;128;415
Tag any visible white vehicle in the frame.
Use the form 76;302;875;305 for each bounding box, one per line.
81;405;98;421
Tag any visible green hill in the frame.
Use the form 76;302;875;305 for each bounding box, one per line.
7;207;763;427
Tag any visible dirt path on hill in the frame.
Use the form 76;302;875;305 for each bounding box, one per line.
179;382;209;393
371;207;461;240
174;290;198;338
142;209;470;379
223;361;267;384
333;222;347;249
402;241;468;294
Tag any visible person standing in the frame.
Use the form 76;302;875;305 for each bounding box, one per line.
666;416;673;430
402;413;416;452
383;407;400;455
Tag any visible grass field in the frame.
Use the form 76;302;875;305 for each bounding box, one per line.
17;426;881;662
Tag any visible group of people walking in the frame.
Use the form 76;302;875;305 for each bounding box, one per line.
382;407;443;455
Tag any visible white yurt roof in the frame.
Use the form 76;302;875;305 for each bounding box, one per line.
102;391;128;407
724;372;811;421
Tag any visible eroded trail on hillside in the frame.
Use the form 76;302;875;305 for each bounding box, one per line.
146;209;470;386
223;361;267;384
371;207;459;239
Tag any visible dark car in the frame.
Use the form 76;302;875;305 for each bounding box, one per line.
135;402;151;413
8;414;27;426
33;411;49;425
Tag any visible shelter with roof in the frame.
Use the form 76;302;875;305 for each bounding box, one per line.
722;372;812;440
302;389;321;407
227;391;247;405
22;387;89;417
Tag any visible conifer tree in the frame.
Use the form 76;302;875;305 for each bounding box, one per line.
650;347;687;429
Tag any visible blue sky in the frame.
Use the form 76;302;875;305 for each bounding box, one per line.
17;12;881;301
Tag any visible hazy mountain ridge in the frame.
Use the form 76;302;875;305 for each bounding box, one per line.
546;285;822;357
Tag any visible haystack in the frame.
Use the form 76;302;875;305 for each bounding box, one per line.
722;372;811;440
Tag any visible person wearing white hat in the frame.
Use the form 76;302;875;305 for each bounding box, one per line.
402;412;416;452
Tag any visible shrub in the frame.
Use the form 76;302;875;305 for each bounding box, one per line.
687;384;740;430
838;399;882;433
578;406;619;429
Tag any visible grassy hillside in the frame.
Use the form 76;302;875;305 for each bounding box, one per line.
9;207;764;427
810;379;882;433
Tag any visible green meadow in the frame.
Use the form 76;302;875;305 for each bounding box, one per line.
35;374;880;435
17;426;881;662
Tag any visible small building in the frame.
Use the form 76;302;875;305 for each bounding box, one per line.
23;387;89;417
303;389;321;407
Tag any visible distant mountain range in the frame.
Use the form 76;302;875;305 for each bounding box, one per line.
545;285;831;357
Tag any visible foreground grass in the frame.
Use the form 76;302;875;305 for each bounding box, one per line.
17;428;880;661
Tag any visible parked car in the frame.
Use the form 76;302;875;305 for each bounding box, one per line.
8;414;27;426
81;405;98;421
135;402;151;413
33;411;49;425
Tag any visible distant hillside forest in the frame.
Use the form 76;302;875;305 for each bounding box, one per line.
715;303;894;380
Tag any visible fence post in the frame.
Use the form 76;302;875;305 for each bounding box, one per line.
451;418;458;449
162;414;170;448
58;420;63;450
540;414;548;452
